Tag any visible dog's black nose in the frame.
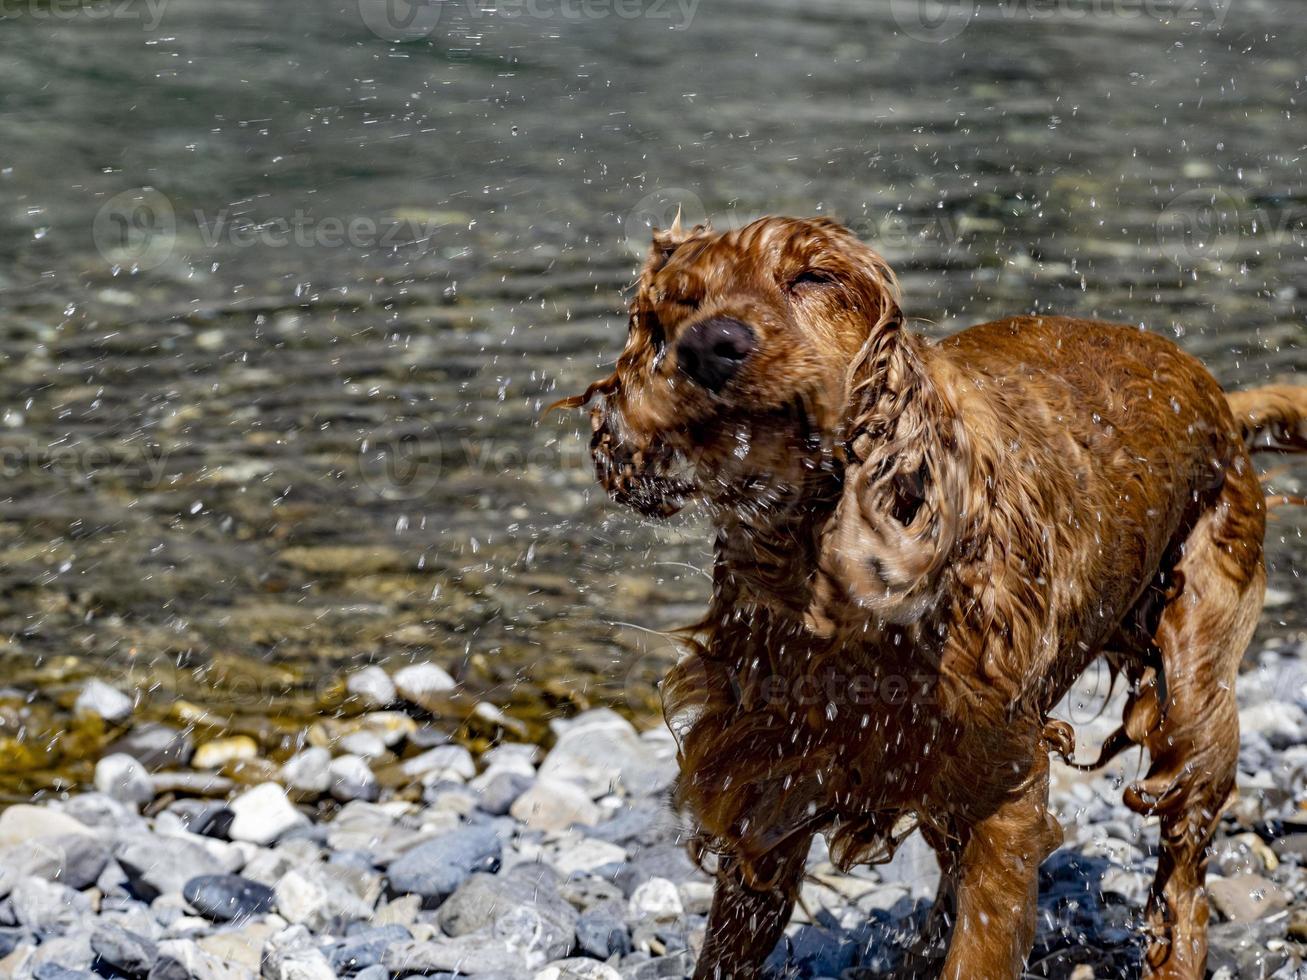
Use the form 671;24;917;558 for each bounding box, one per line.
676;317;756;392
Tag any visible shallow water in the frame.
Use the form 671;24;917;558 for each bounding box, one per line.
1;0;1305;796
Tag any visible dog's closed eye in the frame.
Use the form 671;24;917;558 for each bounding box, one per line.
787;269;838;292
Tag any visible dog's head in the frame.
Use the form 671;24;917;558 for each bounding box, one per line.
553;215;903;520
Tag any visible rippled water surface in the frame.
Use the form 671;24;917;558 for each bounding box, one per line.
1;0;1305;795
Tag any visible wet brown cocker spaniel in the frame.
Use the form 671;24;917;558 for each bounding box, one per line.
553;215;1307;979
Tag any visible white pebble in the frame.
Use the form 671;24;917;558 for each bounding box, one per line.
228;783;308;845
629;877;684;920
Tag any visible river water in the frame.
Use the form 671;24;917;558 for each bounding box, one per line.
0;0;1305;796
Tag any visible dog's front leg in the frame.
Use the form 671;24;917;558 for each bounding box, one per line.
939;751;1062;980
692;833;813;980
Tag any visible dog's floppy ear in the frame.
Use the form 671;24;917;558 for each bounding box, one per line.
806;321;970;634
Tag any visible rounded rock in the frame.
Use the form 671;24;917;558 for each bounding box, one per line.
227;783;307;845
393;662;457;703
74;680;134;724
328;754;380;802
192;735;259;770
535;960;623;980
346;666;397;709
628;877;684;920
183;873;276;923
386;826;501;903
279;746;331;795
509;777;600;832
94;753;154;807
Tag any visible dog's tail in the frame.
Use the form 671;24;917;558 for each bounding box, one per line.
1227;385;1307;454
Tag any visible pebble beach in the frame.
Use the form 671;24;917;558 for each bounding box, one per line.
4;641;1307;979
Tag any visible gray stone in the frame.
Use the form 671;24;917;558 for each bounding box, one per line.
1239;701;1307;749
382;936;525;976
480;742;539;773
27;931;95;978
576;900;632;959
346;666;397;709
338;731;389;760
90;921;158;977
476;770;533;816
615;843;700;893
540;710;675;798
150;938;248;980
105;724;194;770
386;825;501;903
33;967;96;980
438;868;577;962
0;807;94;848
58;794;147;833
545;834;627;877
94;754;155;807
535;960;623;980
182;874;275;923
274;862;381;932
9;876;93;939
1;834;110;892
227;783;307;845
405;727;450;750
116;837;225;901
422;783;479;817
628;878;683;921
510;777;600;831
1208;920;1291;978
327;755;380;803
324;801;397;857
1208;873;1290;921
260;925;337;980
74;680;134;724
0;928;28;959
399;745;476;781
32;964;96;980
278;747;331;795
325;924;410;975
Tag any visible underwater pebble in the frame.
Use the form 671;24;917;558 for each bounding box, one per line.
74;681;134;724
346;666;397;708
392;662;457;702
